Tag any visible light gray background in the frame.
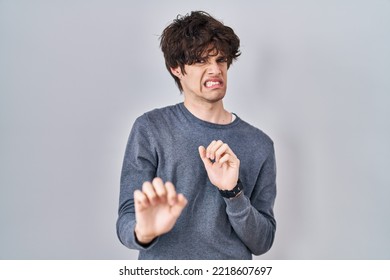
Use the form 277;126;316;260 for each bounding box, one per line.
1;0;389;259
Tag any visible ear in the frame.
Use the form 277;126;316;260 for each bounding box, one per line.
170;66;183;79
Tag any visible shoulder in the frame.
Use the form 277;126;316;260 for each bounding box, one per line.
237;118;274;147
231;117;275;161
132;104;178;127
131;104;182;139
136;104;179;124
232;118;276;178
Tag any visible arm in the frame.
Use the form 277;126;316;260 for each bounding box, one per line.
133;178;187;244
199;140;276;255
116;116;187;250
225;149;276;255
116;116;157;250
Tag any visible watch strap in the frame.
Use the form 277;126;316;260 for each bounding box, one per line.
218;179;243;198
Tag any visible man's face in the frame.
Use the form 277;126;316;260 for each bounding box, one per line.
172;51;228;105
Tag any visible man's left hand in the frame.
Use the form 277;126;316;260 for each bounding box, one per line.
198;140;240;191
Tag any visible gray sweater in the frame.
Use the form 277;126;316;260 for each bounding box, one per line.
117;103;276;259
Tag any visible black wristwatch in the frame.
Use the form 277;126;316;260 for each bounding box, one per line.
218;179;243;198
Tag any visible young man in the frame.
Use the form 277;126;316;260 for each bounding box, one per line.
117;11;277;260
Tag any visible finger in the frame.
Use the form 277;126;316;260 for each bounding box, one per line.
165;181;178;206
207;140;224;160
198;146;212;169
215;143;229;163
206;140;218;159
220;150;240;165
134;189;150;211
142;181;158;206
153;177;167;204
170;193;188;218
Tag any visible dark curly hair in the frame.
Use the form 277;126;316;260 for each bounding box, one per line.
160;11;241;91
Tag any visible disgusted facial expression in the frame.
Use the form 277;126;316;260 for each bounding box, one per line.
171;51;228;105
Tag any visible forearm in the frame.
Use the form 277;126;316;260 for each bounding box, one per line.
116;211;159;250
117;196;157;250
225;194;276;255
116;211;139;250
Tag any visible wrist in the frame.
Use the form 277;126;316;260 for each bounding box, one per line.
134;225;156;245
218;179;243;198
218;177;240;191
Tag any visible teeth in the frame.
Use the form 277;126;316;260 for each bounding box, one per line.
206;81;220;87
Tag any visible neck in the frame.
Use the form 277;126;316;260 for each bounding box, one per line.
183;99;232;125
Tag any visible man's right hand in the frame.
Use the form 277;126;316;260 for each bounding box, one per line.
133;177;188;244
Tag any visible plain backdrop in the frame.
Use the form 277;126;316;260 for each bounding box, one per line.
1;0;389;259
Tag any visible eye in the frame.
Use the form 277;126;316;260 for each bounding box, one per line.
217;57;228;63
195;58;206;64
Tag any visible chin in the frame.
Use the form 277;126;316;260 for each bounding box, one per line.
205;92;226;103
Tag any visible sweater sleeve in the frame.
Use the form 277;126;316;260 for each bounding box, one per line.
224;145;277;256
116;115;160;250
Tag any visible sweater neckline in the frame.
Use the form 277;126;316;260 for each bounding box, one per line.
177;102;240;129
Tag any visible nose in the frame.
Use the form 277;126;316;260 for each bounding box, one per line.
207;60;222;75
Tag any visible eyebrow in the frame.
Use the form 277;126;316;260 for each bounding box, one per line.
200;52;227;59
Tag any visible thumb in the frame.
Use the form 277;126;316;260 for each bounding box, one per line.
198;146;212;169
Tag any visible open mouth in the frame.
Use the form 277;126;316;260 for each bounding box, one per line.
204;79;223;89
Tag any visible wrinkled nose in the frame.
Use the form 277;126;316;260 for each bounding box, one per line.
207;61;222;75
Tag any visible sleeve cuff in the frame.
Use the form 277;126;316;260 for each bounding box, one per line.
130;222;159;251
224;192;251;217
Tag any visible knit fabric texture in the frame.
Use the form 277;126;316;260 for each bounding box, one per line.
117;103;277;259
